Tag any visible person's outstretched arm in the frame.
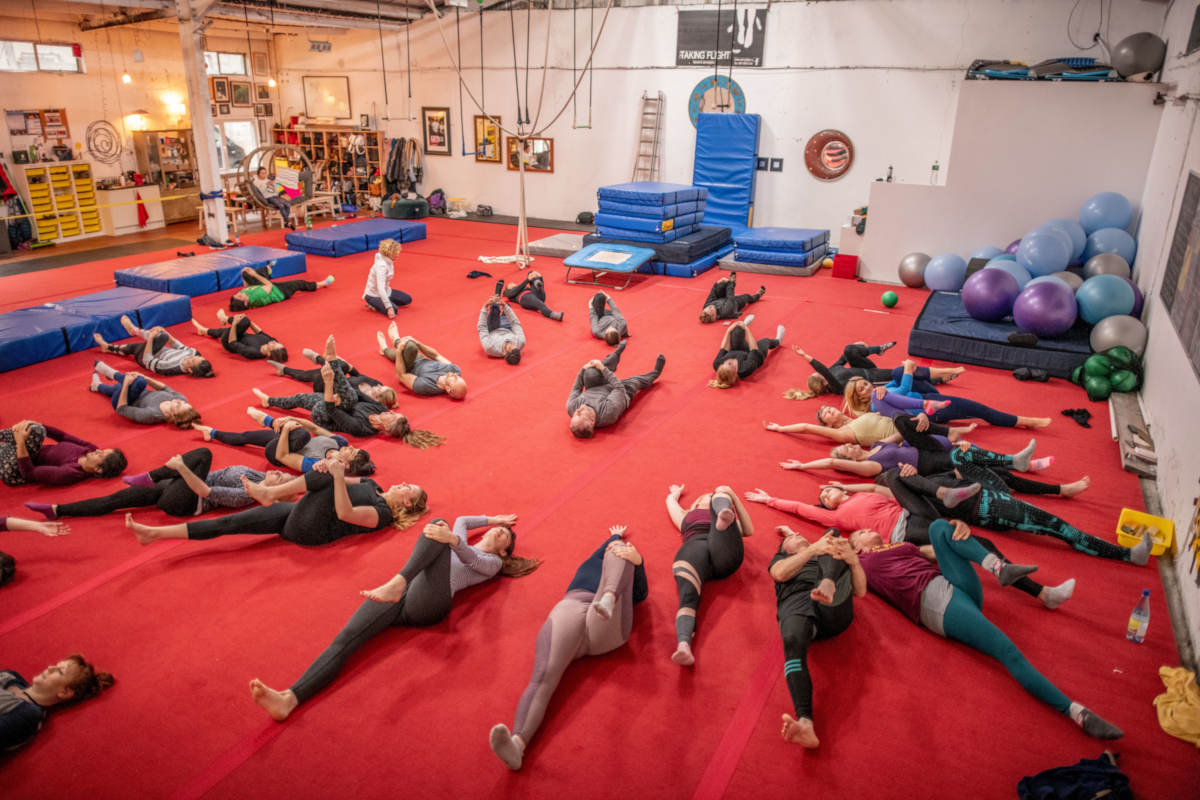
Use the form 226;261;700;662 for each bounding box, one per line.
744;488;840;527
665;484;687;530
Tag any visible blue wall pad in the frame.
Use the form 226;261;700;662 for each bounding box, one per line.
594;212;701;234
596;181;704;205
596;199;701;219
595;224;698;244
734;227;829;252
693;113;761;230
908;291;1090;378
735;243;828;268
0;307;97;372
583;224;732;264
51;288;191;344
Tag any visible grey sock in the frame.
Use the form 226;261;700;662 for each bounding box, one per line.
996;561;1038;586
776;325;785;342
1040;578;1075;610
489;723;524;770
302;348;320;363
1074;706;1123;740
1012;439;1037;472
1129;532;1152;566
940;482;981;509
93;360;116;379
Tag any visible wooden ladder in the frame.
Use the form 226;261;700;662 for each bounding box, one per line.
631;91;665;182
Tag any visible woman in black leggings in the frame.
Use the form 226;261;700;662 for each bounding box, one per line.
710;318;784;389
192;310;287;361
665;484;755;666
503;271;563;321
124;460;425;546
197;411;374;475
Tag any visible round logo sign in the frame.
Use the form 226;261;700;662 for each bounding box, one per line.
688;75;746;127
804;129;855;181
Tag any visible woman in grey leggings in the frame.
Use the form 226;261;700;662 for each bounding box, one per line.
489;526;647;771
249;514;539;721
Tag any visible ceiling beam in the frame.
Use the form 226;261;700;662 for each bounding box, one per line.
208;3;414;30
78;9;174;30
274;0;423;22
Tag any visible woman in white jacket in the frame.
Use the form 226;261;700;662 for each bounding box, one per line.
362;239;413;318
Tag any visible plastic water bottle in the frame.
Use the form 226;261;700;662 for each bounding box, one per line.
1126;589;1150;643
305;213;312;231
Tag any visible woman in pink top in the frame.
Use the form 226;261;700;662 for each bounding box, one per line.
0;421;125;486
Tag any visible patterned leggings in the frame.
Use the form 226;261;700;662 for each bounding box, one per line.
267;360;359;429
0;424;46;486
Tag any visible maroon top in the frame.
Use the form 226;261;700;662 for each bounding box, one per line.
857;542;939;624
680;508;711;543
18;425;97;486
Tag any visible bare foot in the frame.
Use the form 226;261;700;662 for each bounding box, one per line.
1019;417;1052;429
376;331;389;355
387;321;401;347
193;424;214;441
1060;476;1091;498
241;475;276;507
252;387;270;407
361;573;407;603
216;308;229;324
324;334;337;361
671;641;695;667
191;318;206;335
810;578;836;604
250;679;298;722
776;525;798;538
782;713;819;748
93;332;110;351
126;513;159;545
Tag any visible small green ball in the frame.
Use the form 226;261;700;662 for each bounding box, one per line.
1109;369;1139;393
881;291;899;308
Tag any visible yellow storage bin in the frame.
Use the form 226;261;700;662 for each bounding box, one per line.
1116;508;1174;556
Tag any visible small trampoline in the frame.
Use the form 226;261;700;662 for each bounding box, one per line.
564;243;656;290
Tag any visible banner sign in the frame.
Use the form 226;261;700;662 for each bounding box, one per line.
676;9;767;68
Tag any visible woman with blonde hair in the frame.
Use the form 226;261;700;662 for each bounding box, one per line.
363;238;412;318
249;513;539;722
709;317;784;389
785;343;962;400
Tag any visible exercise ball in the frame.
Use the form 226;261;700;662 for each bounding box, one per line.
924;253;967;291
989;253;1017;262
1111;32;1167;79
1079;192;1133;235
1017;229;1071;276
1051;270;1084;291
1040;218;1087;262
1027;275;1072;291
822;256;834;269
898;252;931;288
1083;227;1137;265
971;245;1004;260
1110;369;1139;393
1034;223;1075;258
1004;238;1022;255
1084;374;1112;402
881;291;899;308
984;259;1032;289
1089;314;1148;357
1070;365;1085;385
1012;280;1078;337
1076;274;1136;324
1083;252;1131;280
1122;277;1144;317
962;269;1019;321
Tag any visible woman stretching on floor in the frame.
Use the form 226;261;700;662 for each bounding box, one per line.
764;407;974;448
503;270;564;321
709;318;785;389
270;339;398;409
665;484;755;666
94;315;214;378
698;273;765;323
2;654;114;751
249;514;539;722
23;448;297;521
850;519;1123;740
489;525;646;770
90;363;201;429
1;420;125;487
197;411;375;475
125;459;424;546
787;342;963;399
228;265;334;312
771;527;867;748
193;309;288;362
362;238;412;318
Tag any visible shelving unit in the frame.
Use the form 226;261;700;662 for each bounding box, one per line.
14;162;103;244
273;126;382;209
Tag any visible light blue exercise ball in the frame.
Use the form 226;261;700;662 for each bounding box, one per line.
971;245;1004;260
1079;192;1133;235
1040;218;1087;262
984;259;1032;288
1082;227;1137;265
1017;229;1072;276
988;253;1016;263
1076;273;1136;324
1027;275;1073;291
924;253;968;291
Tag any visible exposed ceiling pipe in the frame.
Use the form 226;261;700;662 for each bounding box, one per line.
78;9;173;29
273;0;423;21
208;3;413;30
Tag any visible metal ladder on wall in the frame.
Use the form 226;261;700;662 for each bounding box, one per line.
631;91;665;182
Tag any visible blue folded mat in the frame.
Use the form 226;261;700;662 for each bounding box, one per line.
734;227;829;252
596;181;705;205
734;243;827;267
594;212;701;234
583;224;732;264
596;199;702;219
595;224;699;244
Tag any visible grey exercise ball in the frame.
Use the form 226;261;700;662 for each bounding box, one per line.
898;252;931;288
1111;32;1166;80
1090;314;1148;357
1084;252;1132;280
1051;270;1084;291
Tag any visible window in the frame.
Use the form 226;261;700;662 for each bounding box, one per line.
204;51;246;76
0;40;82;72
213;120;258;172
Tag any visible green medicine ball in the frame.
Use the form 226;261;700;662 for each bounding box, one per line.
1084;374;1112;402
1070;365;1085;385
1084;354;1113;377
1104;345;1138;371
1110;369;1139;393
881;291;899;308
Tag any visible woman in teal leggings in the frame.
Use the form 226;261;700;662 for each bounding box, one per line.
850;519;1123;740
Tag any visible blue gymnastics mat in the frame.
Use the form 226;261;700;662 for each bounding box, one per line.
593;211;701;234
594;224;698;244
734;227;829;252
734;243;828;268
113;246;305;297
693;113;761;230
52;288;192;344
646;243;733;278
596;182;705;205
583;225;732;265
596;199;702;219
908;291;1090;378
564;243;656;290
285;219;426;256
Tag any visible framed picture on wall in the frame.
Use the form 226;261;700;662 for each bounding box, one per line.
257;118;269;144
211;104;218;118
254;103;266;117
210;77;230;103
506;136;554;173
253;51;269;77
255;84;271;101
474;114;501;163
218;103;231;116
422;107;451;156
230;80;252;107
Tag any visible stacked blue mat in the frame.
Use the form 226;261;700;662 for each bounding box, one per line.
114;245;306;297
0;287;191;373
285;218;427;257
733;227;831;268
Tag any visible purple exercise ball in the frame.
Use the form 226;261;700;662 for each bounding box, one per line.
1004;238;1022;255
1012;280;1078;337
962;268;1020;322
1123;277;1144;318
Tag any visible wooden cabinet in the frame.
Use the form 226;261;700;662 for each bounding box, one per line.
14;162;104;243
273;127;382;209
